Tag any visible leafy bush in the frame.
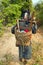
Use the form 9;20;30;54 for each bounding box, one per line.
35;2;43;25
33;63;39;65
0;61;4;65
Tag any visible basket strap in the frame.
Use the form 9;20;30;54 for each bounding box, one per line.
17;19;20;31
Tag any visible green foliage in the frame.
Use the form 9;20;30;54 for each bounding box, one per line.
35;1;43;25
14;0;23;4
26;0;33;11
0;23;4;37
33;63;39;65
3;4;21;18
4;53;14;62
0;4;21;26
0;0;22;26
0;30;4;37
21;1;34;12
0;61;4;65
2;0;10;7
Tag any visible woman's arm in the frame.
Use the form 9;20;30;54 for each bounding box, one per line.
11;24;17;34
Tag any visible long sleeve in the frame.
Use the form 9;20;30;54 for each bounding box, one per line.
32;23;37;34
11;24;17;34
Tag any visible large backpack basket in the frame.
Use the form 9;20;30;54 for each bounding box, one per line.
15;28;32;46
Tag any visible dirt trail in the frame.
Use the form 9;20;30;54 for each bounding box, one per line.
0;31;19;61
0;28;43;65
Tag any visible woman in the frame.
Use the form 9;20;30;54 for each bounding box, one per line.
17;11;37;64
11;10;37;64
17;10;32;64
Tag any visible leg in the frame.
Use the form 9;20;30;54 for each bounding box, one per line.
19;45;26;62
24;45;32;59
19;45;23;61
23;45;32;65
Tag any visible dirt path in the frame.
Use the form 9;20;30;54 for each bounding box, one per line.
0;32;19;61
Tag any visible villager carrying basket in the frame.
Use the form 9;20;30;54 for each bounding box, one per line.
15;28;32;46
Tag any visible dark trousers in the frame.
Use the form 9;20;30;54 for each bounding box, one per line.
19;45;32;60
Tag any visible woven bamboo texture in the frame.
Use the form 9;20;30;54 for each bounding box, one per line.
15;28;32;46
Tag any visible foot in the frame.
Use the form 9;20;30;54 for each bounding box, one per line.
19;58;22;62
23;59;27;65
22;58;25;62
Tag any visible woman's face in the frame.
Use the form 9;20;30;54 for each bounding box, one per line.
24;12;28;20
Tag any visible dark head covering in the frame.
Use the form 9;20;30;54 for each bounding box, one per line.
21;9;30;18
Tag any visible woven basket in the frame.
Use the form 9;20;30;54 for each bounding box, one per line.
15;28;32;46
